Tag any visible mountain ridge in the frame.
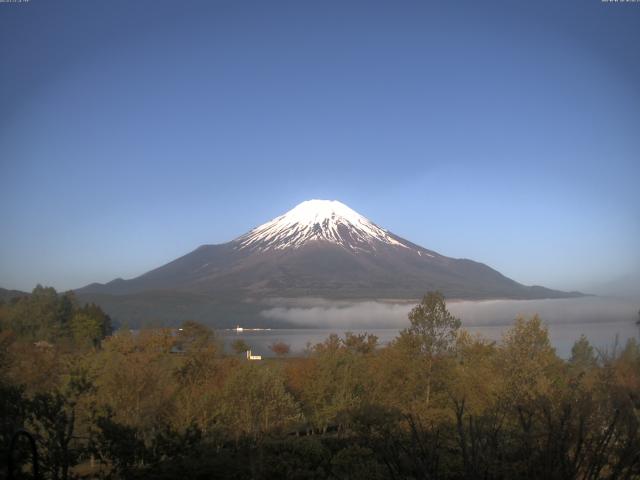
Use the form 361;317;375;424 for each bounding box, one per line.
0;287;29;302
78;200;582;309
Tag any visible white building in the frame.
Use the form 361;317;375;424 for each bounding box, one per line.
246;350;261;360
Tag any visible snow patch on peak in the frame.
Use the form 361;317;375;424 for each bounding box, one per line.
281;200;367;226
236;199;412;252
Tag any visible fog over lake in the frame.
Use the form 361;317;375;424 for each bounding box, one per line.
260;296;638;328
220;296;640;358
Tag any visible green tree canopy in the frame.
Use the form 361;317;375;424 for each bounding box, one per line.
401;291;461;357
569;334;597;371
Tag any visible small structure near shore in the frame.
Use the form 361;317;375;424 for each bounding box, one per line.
246;350;262;361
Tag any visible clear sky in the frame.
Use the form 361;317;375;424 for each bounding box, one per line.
1;0;639;294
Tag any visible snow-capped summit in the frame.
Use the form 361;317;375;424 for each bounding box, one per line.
236;199;410;252
78;199;583;313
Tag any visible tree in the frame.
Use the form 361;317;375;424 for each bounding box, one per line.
499;315;560;413
1;288;111;347
295;338;373;433
173;321;222;433
343;332;378;354
404;292;461;356
28;392;78;480
312;333;342;355
26;369;94;480
444;330;517;479
70;312;103;348
77;303;112;339
92;408;145;477
7;285;62;341
0;383;28;476
220;363;300;441
500;315;559;400
176;320;216;353
269;341;291;357
399;291;461;407
231;338;250;355
95;330;177;443
569;334;597;372
497;315;566;476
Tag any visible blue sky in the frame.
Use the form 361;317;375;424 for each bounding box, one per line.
1;0;639;293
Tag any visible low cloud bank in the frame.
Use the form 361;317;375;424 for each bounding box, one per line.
449;297;638;326
261;296;640;328
261;301;412;328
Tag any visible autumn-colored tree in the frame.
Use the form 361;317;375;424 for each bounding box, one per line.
497;315;578;477
2;291;639;479
176;320;216;353
26;364;94;480
220;363;300;441
499;315;561;404
173;321;225;433
94;329;178;445
398;291;460;407
368;338;425;413
448;330;502;478
269;341;291;357
297;337;373;432
343;331;378;354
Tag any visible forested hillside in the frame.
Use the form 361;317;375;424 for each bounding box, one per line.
1;290;639;479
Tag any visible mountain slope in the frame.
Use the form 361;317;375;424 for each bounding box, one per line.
79;200;581;306
0;287;29;303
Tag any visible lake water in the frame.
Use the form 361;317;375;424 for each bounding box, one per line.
223;296;639;358
220;321;639;359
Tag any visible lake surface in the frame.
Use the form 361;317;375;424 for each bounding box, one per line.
221;321;639;359
224;296;639;358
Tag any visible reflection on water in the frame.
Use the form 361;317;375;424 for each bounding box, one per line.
220;320;638;359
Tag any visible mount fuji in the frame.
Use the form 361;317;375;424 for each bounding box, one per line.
77;200;582;326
